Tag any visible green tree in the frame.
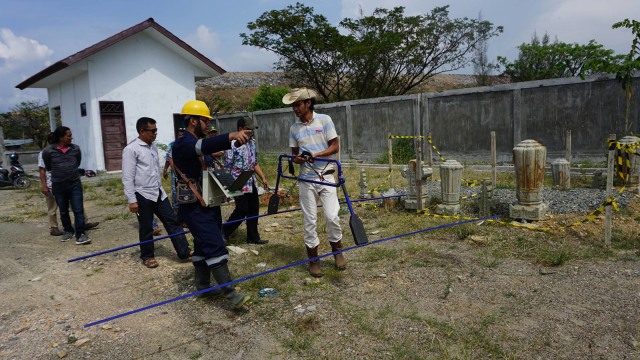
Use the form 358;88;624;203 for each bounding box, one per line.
247;84;291;111
472;11;499;86
611;19;640;135
498;32;619;82
0;100;50;148
241;3;502;101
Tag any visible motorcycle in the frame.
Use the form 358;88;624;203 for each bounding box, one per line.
0;152;31;189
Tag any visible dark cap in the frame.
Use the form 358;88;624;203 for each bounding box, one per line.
237;116;258;130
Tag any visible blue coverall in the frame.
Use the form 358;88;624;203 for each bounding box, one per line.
172;132;231;267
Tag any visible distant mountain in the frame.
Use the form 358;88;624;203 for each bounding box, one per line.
197;72;288;89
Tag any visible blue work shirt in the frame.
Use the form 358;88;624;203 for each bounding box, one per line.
172;131;231;182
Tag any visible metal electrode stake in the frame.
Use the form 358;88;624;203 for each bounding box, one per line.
268;155;284;215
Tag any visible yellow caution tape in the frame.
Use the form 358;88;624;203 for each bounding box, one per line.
388;135;425;139
426;135;446;162
417;197;619;232
374;167;394;193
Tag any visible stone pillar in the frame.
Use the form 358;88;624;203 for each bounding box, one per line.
436;159;463;215
358;168;368;198
509;139;548;220
478;179;493;217
551;158;570;190
401;159;432;210
616;135;640;191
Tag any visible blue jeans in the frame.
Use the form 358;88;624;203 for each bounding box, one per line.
52;179;85;239
136;192;191;260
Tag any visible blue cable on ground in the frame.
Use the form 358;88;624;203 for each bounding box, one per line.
67;194;406;263
83;214;499;328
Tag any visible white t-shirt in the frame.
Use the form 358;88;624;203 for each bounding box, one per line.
38;150;52;188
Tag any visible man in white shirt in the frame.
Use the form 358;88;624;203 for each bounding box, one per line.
38;132;64;236
122;117;192;268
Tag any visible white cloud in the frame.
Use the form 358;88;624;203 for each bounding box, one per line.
0;28;53;74
0;28;53;112
185;25;221;55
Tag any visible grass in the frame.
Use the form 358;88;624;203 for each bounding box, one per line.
0;215;25;223
5;156;637;358
361;247;400;262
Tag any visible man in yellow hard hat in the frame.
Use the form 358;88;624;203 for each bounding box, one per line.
172;100;252;308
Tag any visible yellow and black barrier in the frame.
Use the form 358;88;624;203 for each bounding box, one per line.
608;138;640;184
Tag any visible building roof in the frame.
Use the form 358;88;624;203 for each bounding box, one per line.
16;17;225;90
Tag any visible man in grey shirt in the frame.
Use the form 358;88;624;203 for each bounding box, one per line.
42;126;91;245
122;117;192;268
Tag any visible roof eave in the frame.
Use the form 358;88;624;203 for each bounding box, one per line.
15;17;225;90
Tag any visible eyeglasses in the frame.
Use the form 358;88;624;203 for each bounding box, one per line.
142;128;158;133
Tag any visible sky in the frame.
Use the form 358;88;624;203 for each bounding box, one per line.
0;0;638;113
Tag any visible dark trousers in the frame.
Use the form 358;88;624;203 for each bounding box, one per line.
136;192;190;260
222;184;261;242
213;206;222;228
179;203;228;268
52;179;85;239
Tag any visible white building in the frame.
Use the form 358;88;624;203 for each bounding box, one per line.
16;18;224;171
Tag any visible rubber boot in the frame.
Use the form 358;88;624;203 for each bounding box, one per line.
306;246;323;278
194;265;223;298
210;263;250;308
330;241;347;270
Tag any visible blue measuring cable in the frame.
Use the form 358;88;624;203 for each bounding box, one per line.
67;194;405;263
84;214;500;328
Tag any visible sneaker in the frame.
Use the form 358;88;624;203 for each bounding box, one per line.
61;232;74;242
50;227;64;236
85;222;100;230
75;233;91;245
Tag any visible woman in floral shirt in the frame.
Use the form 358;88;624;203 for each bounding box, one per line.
221;117;269;245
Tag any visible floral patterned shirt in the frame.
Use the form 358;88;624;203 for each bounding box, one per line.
224;139;257;193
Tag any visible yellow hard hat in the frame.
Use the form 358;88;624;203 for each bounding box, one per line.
181;100;212;119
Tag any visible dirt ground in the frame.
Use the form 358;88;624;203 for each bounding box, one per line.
0;175;639;359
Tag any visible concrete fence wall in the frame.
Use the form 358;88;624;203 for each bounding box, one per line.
217;74;639;164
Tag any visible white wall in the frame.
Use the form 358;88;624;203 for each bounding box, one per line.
87;33;197;170
47;30;214;171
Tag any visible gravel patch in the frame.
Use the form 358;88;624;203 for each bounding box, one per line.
393;182;635;216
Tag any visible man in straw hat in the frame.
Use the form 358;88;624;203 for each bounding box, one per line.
283;88;346;277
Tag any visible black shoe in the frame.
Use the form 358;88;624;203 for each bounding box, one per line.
247;239;269;245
